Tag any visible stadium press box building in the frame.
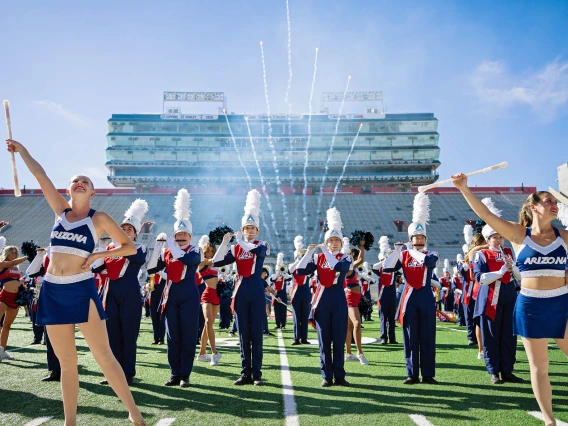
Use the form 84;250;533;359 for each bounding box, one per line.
105;91;441;193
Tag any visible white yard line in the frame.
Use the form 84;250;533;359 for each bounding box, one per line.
409;414;435;426
277;329;299;426
155;418;176;426
528;411;568;426
24;417;53;426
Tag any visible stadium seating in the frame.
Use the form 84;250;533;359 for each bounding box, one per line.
0;190;544;270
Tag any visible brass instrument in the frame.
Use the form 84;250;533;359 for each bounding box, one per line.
220;266;228;274
357;265;364;272
148;274;155;292
279;265;286;273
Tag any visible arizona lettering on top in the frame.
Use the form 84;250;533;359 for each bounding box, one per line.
516;227;567;278
50;208;97;258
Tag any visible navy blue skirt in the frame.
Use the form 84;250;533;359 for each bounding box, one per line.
513;287;568;339
36;272;107;326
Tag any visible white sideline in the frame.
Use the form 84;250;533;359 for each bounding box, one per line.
409;414;435;426
528;411;568;426
277;329;299;426
156;418;176;426
24;417;53;426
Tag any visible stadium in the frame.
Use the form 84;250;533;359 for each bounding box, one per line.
1;92;568;426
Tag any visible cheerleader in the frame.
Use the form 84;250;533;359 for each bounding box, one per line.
383;193;440;385
271;253;291;330
373;236;398;345
454;175;568;425
7;139;145;425
343;238;369;365
147;190;201;388
196;235;222;366
0;238;28;361
212;190;270;386
148;270;166;344
288;236;312;345
296;208;353;387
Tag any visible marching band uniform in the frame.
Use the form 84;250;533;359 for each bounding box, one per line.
92;200;148;384
212;190;269;385
271;254;291;329
473;198;522;384
295;208;352;386
360;265;372;321
373;237;397;344
218;271;234;329
451;268;465;326
147;190;201;387
383;194;439;384
440;262;454;313
458;225;477;343
288;237;312;344
149;270;167;344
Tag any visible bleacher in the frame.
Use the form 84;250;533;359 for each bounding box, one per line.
0;189;544;269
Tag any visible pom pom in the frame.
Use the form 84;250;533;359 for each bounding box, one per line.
463;224;474;245
21;240;40;262
276;252;284;266
173;189;191;221
16;284;35;306
198;235;209;249
124;199;148;222
293;235;304;251
326;207;343;233
156;232;167;241
481;197;502;218
208;225;234;246
412;193;430;225
558;203;568;229
349;230;375;251
244;189;261;216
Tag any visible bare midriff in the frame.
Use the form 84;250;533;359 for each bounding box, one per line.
2;280;20;293
521;276;566;291
47;252;89;276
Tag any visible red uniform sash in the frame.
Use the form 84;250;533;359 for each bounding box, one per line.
308;283;324;330
233;240;260;278
290;271;306;303
440;277;451;301
361;279;369;293
160;245;194;312
377;268;394;308
316;252;344;288
397;284;414;326
453;277;462;306
273;276;285;291
482;248;513;321
401;250;429;290
462;264;475;307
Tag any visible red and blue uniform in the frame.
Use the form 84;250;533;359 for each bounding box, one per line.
148;244;201;379
271;274;290;328
452;275;465;326
384;248;439;380
149;271;167;344
439;276;454;312
473;247;518;377
290;270;312;342
458;260;477;343
213;239;269;381
372;264;397;343
92;242;147;379
296;250;352;382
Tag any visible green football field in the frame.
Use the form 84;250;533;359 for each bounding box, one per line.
0;311;566;426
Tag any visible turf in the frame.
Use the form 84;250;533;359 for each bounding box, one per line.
0;311;567;425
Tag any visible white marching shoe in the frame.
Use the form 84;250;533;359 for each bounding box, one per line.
210;352;222;366
357;353;370;365
197;354;211;362
345;353;358;362
477;352;484;360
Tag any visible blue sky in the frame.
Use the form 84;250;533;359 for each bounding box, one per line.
1;0;567;191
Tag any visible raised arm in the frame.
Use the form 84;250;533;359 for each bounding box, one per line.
452;173;525;244
6;140;69;215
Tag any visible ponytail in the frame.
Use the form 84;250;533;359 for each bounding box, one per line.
519;191;550;227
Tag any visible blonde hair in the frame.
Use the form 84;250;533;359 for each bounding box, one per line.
519;191;552;227
464;234;486;263
0;246;18;262
202;242;217;259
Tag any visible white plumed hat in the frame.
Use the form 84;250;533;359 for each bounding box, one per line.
293;235;304;259
558;203;568;230
463;224;474;254
173;189;192;235
408;193;430;239
443;258;450;273
198;235;209;249
241;189;261;230
276;252;284;267
122;199;149;234
481;198;502;240
324;207;344;243
456;253;463;262
378;236;390;261
341;236;351;255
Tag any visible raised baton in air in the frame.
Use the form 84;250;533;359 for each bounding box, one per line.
418;162;508;193
3;100;21;197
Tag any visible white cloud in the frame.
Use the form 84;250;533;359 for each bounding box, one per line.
470;58;568;121
34;100;90;127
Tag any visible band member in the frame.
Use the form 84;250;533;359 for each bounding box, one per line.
288;236;312;345
295;208;353;387
440;260;454;313
92;199;148;385
212;190;270;386
147;189;201;388
149;270;166;344
383;193;440;385
271;253;291;330
373;236;398;345
471;198;523;385
7;139;146;425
